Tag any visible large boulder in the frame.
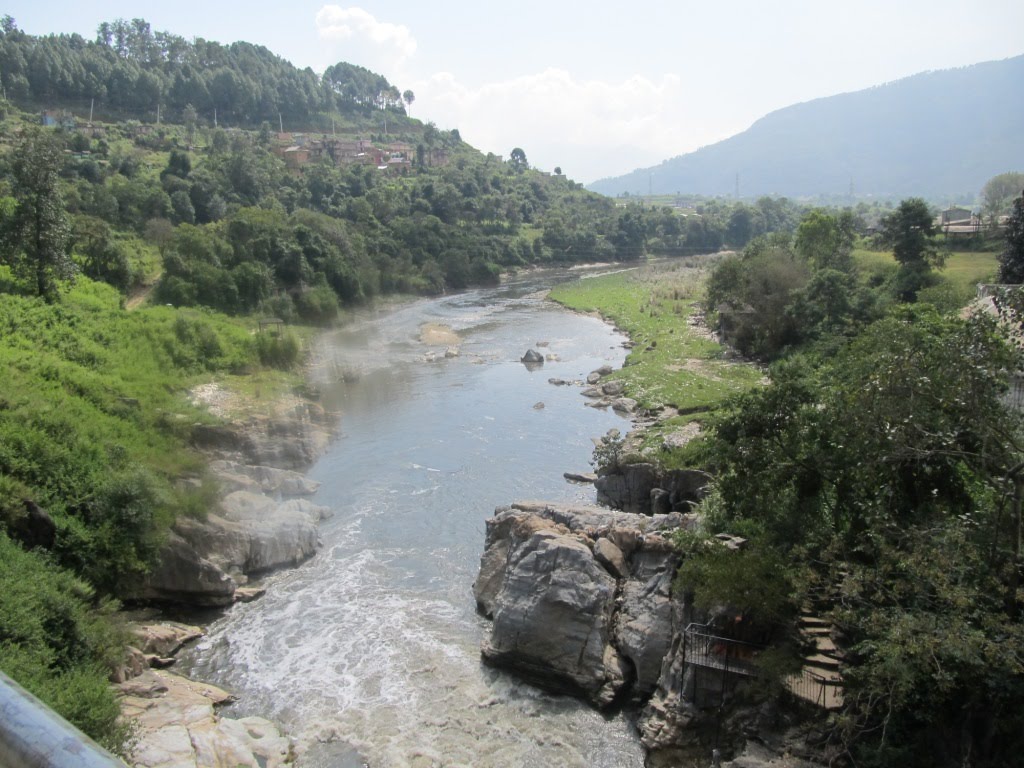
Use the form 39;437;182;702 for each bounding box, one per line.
475;502;685;709
138;530;238;606
521;349;544;364
134;494;329;605
597;465;713;515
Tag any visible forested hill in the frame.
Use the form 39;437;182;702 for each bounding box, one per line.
0;16;410;129
589;54;1024;200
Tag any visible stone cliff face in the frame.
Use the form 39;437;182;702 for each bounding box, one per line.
132;400;335;606
473;501;690;709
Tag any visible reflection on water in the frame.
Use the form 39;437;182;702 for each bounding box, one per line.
179;272;645;766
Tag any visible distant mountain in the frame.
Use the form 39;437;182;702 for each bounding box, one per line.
588;55;1024;200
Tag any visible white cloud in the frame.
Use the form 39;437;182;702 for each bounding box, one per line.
412;68;729;184
315;6;416;73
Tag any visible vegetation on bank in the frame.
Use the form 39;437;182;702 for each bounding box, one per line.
563;198;1024;767
0;272;298;752
0;13;1021;760
549;264;764;463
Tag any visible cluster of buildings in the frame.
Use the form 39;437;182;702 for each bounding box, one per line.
271;133;449;174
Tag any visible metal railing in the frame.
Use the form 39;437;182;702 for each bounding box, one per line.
682;622;764;678
783;667;844;710
0;671;123;767
682;622;845;711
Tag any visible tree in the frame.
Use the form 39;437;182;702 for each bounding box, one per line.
0;129;74;300
794;208;854;271
880;197;943;301
509;147;528;173
998;189;1024;283
880;198;940;268
982;172;1024;231
402;89;414;116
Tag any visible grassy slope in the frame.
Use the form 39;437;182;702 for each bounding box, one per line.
0;271;311;751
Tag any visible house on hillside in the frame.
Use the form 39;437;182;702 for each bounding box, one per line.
41;110;75;129
936;206;982;238
940;206;973;225
282;146;311;171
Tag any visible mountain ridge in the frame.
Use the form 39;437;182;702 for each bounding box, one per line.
588;55;1024;199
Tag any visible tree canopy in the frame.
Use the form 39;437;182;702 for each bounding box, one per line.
0;128;74;299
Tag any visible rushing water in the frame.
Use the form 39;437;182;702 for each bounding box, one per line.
179;271;646;767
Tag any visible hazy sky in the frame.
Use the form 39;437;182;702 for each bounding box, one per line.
7;1;1024;183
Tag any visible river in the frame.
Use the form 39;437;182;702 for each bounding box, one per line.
179;270;647;767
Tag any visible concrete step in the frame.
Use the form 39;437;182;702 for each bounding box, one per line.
804;653;841;669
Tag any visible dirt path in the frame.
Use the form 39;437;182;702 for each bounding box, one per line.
125;282;157;310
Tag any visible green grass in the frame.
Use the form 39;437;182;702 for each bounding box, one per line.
853;247;999;293
940;250;999;292
550;262;764;421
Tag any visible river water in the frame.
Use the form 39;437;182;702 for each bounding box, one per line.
179;271;646;767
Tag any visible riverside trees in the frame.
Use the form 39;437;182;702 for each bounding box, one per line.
686;202;1024;766
998;189;1024;283
696;308;1024;766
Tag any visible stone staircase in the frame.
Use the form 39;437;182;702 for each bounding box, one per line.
783;614;844;710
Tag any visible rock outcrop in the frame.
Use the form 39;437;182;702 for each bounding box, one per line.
132;399;335;606
474;501;689;708
120;670;293;768
474;500;818;766
135;494;330;606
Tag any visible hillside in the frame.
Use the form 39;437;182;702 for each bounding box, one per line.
588;55;1024;200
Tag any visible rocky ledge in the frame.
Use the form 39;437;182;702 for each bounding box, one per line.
120;670;292;768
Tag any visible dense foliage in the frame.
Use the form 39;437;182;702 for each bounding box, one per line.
0;531;130;754
0;16;408;127
683;203;1022;766
706;210;879;359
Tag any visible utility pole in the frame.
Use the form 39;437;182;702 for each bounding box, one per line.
156;103;160;125
89;97;94;123
279;112;283;133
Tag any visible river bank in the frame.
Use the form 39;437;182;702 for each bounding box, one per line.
116;360;339;766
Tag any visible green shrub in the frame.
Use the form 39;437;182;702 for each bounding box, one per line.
295;285;339;324
256;329;302;369
0;532;131;756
